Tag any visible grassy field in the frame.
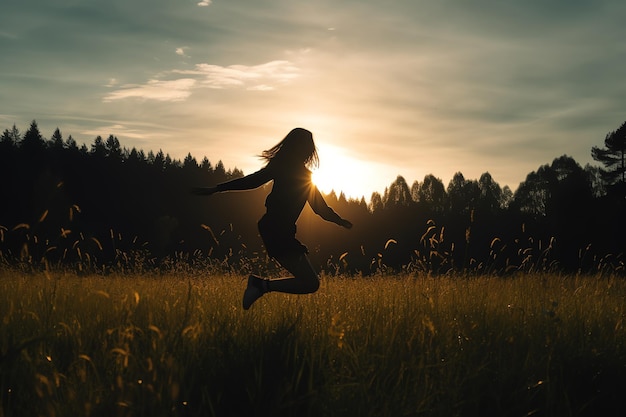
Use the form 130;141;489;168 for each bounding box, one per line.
0;271;625;417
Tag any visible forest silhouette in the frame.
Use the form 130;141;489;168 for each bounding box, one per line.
1;120;624;275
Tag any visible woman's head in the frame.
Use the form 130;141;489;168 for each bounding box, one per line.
261;128;319;168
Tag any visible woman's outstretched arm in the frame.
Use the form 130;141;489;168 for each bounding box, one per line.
308;186;353;229
192;167;272;196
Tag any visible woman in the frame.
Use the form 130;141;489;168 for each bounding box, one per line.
193;128;352;309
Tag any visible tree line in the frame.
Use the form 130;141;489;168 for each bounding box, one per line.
1;120;624;275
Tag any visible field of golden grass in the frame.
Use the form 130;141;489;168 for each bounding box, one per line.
1;271;625;416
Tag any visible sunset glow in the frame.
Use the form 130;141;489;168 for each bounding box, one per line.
312;144;377;200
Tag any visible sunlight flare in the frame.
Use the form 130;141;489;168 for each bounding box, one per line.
312;144;377;199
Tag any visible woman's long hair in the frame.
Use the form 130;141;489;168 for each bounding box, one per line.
260;128;319;169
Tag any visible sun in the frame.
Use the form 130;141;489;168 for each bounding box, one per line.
312;144;376;200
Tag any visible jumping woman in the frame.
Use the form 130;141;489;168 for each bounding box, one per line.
192;128;353;310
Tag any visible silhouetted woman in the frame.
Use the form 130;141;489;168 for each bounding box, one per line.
193;128;352;309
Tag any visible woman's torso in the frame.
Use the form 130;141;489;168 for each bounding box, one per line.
264;161;312;224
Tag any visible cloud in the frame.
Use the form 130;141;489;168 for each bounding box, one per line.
0;31;18;40
82;124;151;140
175;47;188;57
103;59;300;102
247;84;274;92
197;0;211;6
176;60;300;90
103;78;196;102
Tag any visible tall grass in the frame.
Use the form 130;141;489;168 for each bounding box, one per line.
1;271;625;416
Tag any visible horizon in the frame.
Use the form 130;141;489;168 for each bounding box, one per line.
0;118;609;199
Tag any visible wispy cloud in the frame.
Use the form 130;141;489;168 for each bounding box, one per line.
247;84;274;92
176;60;300;90
0;31;18;40
82;124;152;140
197;0;212;6
104;59;300;102
103;78;196;102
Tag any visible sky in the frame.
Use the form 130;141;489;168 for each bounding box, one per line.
1;0;625;199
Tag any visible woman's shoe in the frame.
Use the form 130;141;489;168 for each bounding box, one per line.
242;275;268;310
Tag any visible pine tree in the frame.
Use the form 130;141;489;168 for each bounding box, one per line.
21;120;45;154
591;120;626;190
50;127;64;149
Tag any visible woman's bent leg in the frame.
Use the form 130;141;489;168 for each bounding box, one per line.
268;254;320;294
242;254;319;309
